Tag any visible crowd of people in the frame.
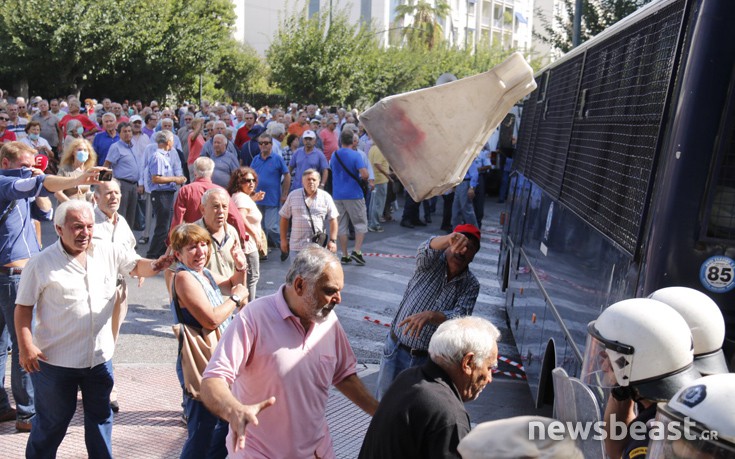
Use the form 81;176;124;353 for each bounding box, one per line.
0;91;732;459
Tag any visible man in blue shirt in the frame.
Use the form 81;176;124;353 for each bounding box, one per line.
251;133;290;249
145;130;186;258
103;122;140;227
92;113;120;166
0;141;102;431
330;130;368;265
289;130;328;191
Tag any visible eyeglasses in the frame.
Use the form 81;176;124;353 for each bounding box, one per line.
258;141;271;145
243;178;257;183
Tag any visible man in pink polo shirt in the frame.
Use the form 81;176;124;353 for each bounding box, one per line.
201;245;378;458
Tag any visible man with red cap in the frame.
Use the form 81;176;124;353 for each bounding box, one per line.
374;223;482;399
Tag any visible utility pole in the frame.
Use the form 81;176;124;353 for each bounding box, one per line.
573;0;582;47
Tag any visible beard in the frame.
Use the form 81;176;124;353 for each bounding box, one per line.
304;285;333;323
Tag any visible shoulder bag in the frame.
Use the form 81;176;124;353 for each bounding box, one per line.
303;189;328;247
170;272;222;401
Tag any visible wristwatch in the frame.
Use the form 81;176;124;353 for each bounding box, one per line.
231;294;243;308
329;239;337;244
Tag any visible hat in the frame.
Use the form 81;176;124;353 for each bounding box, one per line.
454;223;481;247
303;130;316;139
457;416;583;459
310;118;320;124
130;115;143;123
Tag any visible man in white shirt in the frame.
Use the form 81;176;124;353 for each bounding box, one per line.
15;200;172;459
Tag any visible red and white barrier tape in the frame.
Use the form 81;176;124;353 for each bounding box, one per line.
493;369;527;380
364;316;391;328
499;355;525;372
363;252;415;259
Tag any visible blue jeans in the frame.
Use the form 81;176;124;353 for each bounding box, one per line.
0;273;35;421
0;325;10;412
258;205;280;247
374;333;429;400
27;360;114;459
451;180;478;227
368;183;387;228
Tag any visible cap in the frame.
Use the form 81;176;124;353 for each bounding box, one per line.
454;223;481;246
130;115;143;123
310;118;320;124
303;130;316;139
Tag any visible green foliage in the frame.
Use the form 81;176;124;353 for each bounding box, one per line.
0;0;242;101
535;0;651;53
393;0;451;50
267;7;381;107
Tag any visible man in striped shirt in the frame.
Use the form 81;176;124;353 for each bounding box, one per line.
374;223;482;399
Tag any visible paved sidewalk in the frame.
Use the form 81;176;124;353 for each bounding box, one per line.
0;363;379;458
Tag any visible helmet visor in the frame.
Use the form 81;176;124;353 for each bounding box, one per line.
648;406;735;459
580;323;635;388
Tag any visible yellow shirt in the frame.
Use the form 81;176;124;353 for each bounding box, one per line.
368;145;390;185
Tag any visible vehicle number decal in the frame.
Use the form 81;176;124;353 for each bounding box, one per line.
700;256;735;293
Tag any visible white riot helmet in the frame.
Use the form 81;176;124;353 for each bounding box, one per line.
580;298;700;402
648;287;728;375
648;374;735;458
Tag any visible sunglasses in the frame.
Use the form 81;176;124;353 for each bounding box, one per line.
243;178;257;183
258;141;271;145
0;117;8;121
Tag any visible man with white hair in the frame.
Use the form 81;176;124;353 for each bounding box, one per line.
15;199;173;458
195;188;245;280
201;120;239;159
266;122;286;157
92;112;119;165
359;317;500;459
60;98;99;138
208;134;239;188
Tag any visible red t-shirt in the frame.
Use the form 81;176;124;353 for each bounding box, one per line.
0;130;17;145
59;114;99;136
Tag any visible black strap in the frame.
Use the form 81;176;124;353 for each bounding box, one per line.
302;189;323;236
0;200;17;227
334;152;363;187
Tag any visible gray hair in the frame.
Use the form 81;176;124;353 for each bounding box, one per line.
154;130;174;146
429;317;500;369
286;245;339;286
192;156;214;178
101;112;116;122
266;122;285;137
54;199;94;226
200;187;229;206
66;119;82;134
302;168;320;178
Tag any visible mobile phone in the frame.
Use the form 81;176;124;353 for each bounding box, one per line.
99;170;113;181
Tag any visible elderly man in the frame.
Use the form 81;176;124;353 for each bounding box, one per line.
200;246;378;458
375;224;482;399
60;99;99;138
287;110;309;138
15;200;172;458
92;180;136;413
202;121;239;159
251;133;290;248
279;169;339;256
31;100;63;155
6;104;28;140
169;156;246;243
129;114;151;233
195;188;246;280
144;130;186;258
360;317;499;459
266;122;286;157
319;115;339;162
0;142;102;431
103;122;139;226
289;130;328;191
92;113;119;166
206;134;240;188
234;111;257;150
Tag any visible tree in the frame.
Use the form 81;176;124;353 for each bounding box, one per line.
267;8;381;106
536;0;652;53
0;0;240;101
393;0;451;50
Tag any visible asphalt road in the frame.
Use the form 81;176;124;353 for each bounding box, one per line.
37;194;549;423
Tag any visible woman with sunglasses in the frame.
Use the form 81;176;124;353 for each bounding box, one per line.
227;167;265;302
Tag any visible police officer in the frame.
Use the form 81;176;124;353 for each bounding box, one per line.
580;298;701;459
648;373;735;458
648;287;729;376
